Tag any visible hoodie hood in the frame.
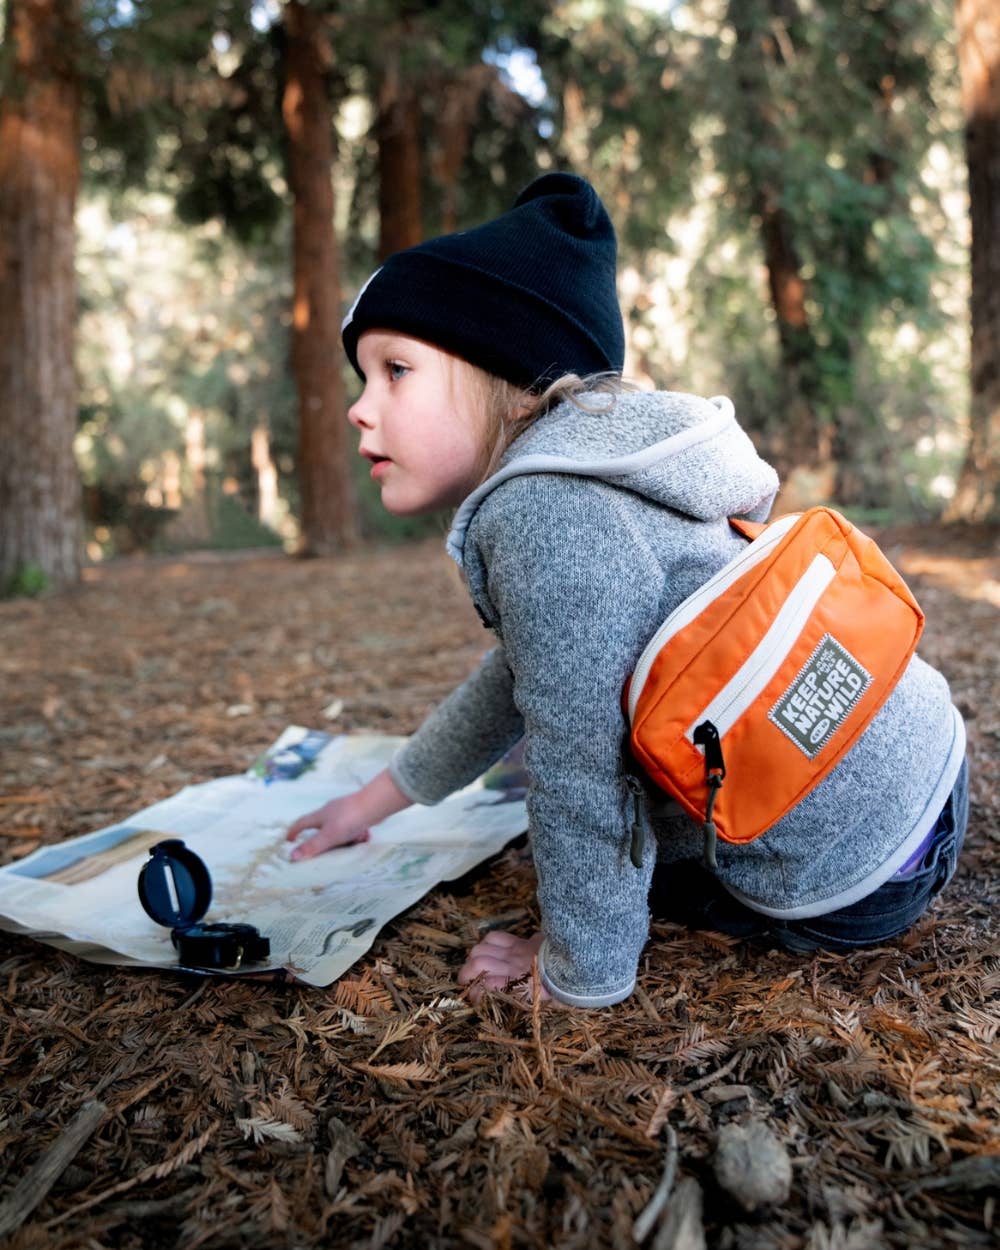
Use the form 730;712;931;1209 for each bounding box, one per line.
447;390;779;565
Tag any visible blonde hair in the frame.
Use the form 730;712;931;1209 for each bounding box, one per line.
456;366;637;484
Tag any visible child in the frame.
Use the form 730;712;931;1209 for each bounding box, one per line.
286;173;968;1008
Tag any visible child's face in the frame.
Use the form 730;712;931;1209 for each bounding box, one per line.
349;331;488;516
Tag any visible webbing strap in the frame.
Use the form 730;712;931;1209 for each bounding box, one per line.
729;517;767;542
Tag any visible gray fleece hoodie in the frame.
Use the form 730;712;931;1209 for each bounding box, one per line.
389;391;966;1007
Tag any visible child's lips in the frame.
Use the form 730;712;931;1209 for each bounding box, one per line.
364;452;392;480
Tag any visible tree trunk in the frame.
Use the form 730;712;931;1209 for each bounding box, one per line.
433;64;497;234
282;0;358;554
251;422;280;529
165;410;212;547
376;39;423;259
728;0;830;488
0;0;82;591
949;0;1000;523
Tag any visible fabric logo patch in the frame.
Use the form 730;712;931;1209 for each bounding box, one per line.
769;634;872;758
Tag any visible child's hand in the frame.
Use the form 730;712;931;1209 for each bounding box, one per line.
285;793;371;860
285;768;413;861
458;930;550;1003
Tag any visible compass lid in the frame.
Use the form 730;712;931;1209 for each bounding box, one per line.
137;839;212;929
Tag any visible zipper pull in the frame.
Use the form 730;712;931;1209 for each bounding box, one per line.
693;720;726;778
693;721;725;871
624;773;645;869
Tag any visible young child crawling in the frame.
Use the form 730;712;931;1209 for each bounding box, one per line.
285;174;967;1008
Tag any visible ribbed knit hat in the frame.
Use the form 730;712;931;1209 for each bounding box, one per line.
341;172;624;389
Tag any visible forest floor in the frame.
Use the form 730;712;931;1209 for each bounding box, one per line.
0;524;998;1250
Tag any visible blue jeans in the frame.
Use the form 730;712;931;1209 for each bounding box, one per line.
648;758;969;953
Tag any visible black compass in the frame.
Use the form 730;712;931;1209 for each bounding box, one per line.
137;839;270;971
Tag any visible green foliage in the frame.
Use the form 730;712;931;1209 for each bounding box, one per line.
147;487;284;554
64;0;970;537
535;0;698;258
76;185;299;554
210;492;284;550
2;564;50;600
712;0;951;378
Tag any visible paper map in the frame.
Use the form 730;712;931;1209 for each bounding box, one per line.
0;729;528;986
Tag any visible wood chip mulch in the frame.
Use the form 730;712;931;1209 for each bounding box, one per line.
0;527;997;1250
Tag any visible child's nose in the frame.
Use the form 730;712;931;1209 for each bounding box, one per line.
347;391;372;429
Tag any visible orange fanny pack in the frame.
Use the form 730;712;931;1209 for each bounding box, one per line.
625;507;924;868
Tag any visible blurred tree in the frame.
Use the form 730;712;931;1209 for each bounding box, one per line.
283;0;358;552
534;2;695;255
530;0;698;385
0;0;83;591
702;0;947;504
721;0;827;480
337;0;547;266
75;192;298;555
76;0;358;551
949;0;1000;523
374;18;424;257
432;61;521;233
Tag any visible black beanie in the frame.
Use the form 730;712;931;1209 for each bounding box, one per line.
341;172;624;389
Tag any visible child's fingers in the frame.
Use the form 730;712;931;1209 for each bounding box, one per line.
458;968;516;1003
285;809;322;840
290;827;370;861
457;956;493;984
458;954;510;978
464;976;507;1005
475;929;520;949
458;949;528;984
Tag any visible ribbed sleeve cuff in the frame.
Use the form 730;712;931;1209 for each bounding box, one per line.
537;939;636;1008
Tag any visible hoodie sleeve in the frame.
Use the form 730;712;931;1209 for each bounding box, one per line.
471;475;664;1007
389;646;525;804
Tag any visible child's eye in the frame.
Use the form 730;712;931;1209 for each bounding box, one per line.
386;360;409;382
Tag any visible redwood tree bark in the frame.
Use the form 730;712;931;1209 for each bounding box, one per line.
376;38;423;260
433;64;497;235
282;0;358;554
949;0;1000;523
0;0;82;590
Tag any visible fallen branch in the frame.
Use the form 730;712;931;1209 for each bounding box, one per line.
0;1099;107;1238
44;1123;217;1228
633;1125;679;1243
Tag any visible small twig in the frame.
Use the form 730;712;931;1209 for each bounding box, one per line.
104;1194;190;1221
77;992;125;1028
108;1068;173;1117
633;983;662;1023
682;1052;741;1094
475;1033;599;1060
378;966;407;1013
550;1078;660;1153
633;1125;679;1243
530;957;552;1081
0;1099;107;1238
177;979;210;1012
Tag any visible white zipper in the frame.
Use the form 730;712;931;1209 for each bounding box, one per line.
628;513;800;721
687;552;837;740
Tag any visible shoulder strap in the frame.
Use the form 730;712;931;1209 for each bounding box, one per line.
729;517;767;542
